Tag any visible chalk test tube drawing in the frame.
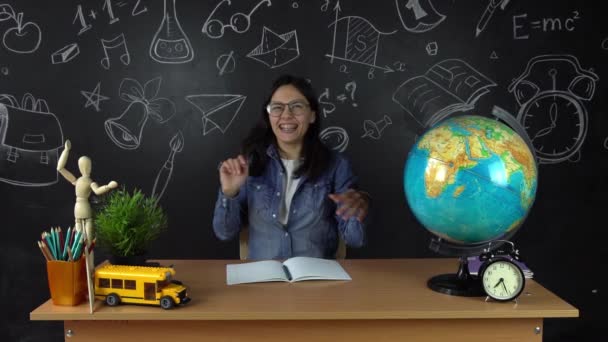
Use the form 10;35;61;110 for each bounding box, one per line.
508;54;599;164
0;4;42;54
392;59;496;127
100;33;131;70
105;77;176;150
362;115;392;140
216;50;236;76
320;126;349;152
185;94;246;135
475;0;510;37
202;0;272;39
81;82;110;112
247;27;300;68
150;0;194;64
151;131;184;201
0;93;64;186
326;2;395;73
51;43;80;64
395;0;445;33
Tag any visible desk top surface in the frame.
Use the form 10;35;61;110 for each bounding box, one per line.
30;258;578;321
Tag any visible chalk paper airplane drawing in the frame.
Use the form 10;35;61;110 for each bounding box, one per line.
326;2;395;73
246;27;300;68
392;59;496;127
395;0;446;33
185;94;246;135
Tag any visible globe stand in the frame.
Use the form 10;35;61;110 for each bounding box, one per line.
427;256;485;297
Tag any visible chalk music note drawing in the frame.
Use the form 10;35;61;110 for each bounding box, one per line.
100;33;131;70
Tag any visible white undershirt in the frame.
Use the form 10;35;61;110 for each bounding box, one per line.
279;159;301;225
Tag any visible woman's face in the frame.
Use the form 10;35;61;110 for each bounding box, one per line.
267;84;316;151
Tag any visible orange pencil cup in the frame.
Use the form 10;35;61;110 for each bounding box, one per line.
46;257;87;306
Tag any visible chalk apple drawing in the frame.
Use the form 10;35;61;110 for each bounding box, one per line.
0;4;42;54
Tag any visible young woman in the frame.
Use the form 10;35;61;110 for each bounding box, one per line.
213;74;369;260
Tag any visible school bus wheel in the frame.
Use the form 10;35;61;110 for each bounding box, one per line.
106;293;121;306
160;296;174;310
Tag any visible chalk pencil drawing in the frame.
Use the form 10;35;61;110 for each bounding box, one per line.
247;27;300;68
105;77;176;150
395;0;445;33
508;54;599;164
0;3;42;54
81;82;110;113
185;94;246;135
475;0;510;38
150;0;194;64
151;131;184;201
202;0;272;39
0;93;64;186
320;126;349;152
100;33;131;70
392;59;496;127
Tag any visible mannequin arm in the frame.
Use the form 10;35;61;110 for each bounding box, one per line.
91;181;118;195
57;140;77;184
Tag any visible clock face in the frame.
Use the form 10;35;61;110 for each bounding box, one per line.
518;92;587;163
481;259;525;301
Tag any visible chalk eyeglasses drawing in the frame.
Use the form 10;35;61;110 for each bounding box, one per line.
202;0;272;39
508;54;599;164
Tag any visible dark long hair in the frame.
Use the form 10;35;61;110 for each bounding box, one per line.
241;74;330;180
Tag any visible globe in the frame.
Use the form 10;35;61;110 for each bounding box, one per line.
404;115;538;248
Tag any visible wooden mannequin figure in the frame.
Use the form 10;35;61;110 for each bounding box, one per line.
57;140;117;312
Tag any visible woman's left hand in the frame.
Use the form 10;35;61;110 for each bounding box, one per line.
328;189;370;222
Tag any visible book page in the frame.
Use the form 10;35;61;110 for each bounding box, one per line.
226;260;289;285
283;257;352;282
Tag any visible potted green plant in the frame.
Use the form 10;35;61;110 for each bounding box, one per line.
94;188;168;265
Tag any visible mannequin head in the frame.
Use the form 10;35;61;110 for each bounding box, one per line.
78;156;92;176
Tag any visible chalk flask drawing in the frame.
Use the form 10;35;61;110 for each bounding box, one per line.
149;0;193;64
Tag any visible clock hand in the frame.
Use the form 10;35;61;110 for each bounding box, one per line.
501;280;509;294
532;102;558;140
493;278;504;288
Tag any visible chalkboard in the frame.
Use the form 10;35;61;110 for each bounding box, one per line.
1;0;606;340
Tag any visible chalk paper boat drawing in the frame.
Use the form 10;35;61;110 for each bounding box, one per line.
247;27;299;68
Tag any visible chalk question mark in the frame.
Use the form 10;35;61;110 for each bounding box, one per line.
345;81;357;107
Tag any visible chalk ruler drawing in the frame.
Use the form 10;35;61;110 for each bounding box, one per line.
0;3;42;54
320;126;349;152
202;0;272;39
508;54;599;164
247;27;300;68
105;77;176;150
186;94;246;135
150;0;194;64
326;1;395;75
395;0;445;33
151;130;184;201
0;93;64;186
392;59;496;127
81;82;110;112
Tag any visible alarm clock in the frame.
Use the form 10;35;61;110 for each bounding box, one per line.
478;241;526;302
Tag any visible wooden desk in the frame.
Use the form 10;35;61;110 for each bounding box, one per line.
30;259;577;342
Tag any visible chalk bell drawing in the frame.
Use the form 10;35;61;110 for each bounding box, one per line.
150;0;194;64
247;27;299;68
395;0;446;33
0;3;42;54
105;77;176;150
185;94;246;135
0;93;63;186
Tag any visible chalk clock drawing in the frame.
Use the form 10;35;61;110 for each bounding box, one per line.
185;94;246;135
247;27;300;68
325;2;395;75
0;94;64;186
395;0;445;33
508;54;599;164
0;4;42;54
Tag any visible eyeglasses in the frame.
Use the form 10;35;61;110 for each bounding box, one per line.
266;100;310;117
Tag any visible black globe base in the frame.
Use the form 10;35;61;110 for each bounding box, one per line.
427;256;485;297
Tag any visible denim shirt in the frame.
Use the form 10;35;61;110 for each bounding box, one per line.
213;145;367;260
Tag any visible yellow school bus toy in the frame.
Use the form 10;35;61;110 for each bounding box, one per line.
94;264;190;309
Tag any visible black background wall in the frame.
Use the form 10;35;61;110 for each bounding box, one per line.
1;0;606;341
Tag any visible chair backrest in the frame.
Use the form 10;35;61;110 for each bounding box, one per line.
239;227;346;260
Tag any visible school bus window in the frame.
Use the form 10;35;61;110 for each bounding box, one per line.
99;278;110;288
112;279;123;289
125;280;136;290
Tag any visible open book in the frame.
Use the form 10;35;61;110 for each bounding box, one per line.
392;59;496;127
226;257;351;285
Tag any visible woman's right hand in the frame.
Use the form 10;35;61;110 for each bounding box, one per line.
219;155;248;198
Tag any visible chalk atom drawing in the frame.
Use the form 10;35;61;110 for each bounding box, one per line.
247;27;300;68
185;94;246;135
